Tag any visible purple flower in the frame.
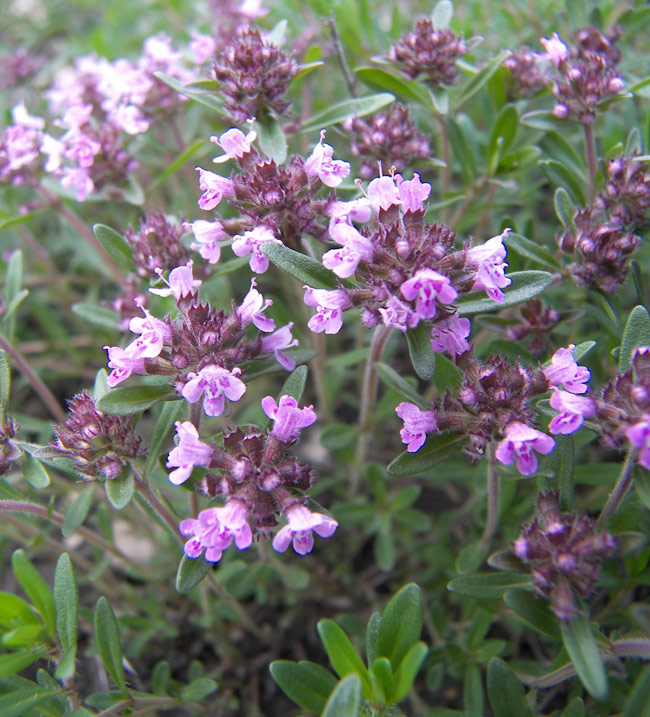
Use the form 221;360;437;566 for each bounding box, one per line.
400;269;458;320
180;500;252;562
495;422;555;476
544;345;590;394
104;345;146;387
328;198;372;232
395;402;437;452
466;229;512;303
196;167;235;210
303;287;351;334
261;395;317;443
189;32;218;64
430;314;471;357
626;416;650;470
181;365;247;417
304;130;350;188
190;219;227;264
378;295;419;331
231;225;282;273
397;173;431;213
541;32;569;67
272;504;338;555
166;421;214;485
548;390;595;435
60;167;94;201
367;175;401;211
211;126;256;163
237;278;275;331
127;306;171;358
150;261;202;300
323;222;374;278
260;323;299;371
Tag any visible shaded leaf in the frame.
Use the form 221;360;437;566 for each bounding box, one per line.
21;454;50;489
176;555;211;593
322;674;362;717
104;465;134;510
620;305;650;373
180;677;218;702
96;384;178;416
92;225;133;273
300;93;395;134
354;68;432;108
505;233;561;270
453;50;512;110
71;303;120;332
262;242;338;289
503;590;561;640
145;400;185;479
53;554;77;681
257;117;288;164
456;271;554;315
11;550;56;641
317;619;371;695
375;361;427;408
487;658;532;717
377;584;423;670
406;323;435;380
388;432;468;476
447;572;532;599
278;365;308;403
560;615;608;701
270;660;337;714
94;597;127;694
62;486;95;537
554;187;576;230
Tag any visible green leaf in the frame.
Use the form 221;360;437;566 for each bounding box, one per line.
374;530;396;572
622;664;650;717
94;369;110;401
154;71;226;114
2;289;29;325
317;619;371;695
94;597;127;694
176;555;211;593
322;674;362;717
71;303;120;332
446;117;475;184
431;353;463;395
1;624;47;648
503;590;561;640
96;384;178;416
447;573;532;599
150;140;207;191
432;0;453;29
620;306;650;373
278;365;308;403
53;553;78;681
452;50;512;110
270;660;338;713
456;271;554;315
180;677;218;702
92;225;134;273
377;584;422;670
62;486;94;537
0;208;50;231
505;233;561;270
370;656;393;704
487;105;518;174
257;116;288;164
0;592;40;627
300;93;395;135
11;550;56;641
375;361;427;408
539;160;587;205
388;432;468;476
392;641;428;703
0;650;45;677
354;68;432;108
464;663;484;717
406;323;435;380
21;453;51;489
561;697;586;717
152;661;171;694
145;400;185;479
0;349;10;411
520;110;570;132
2;251;23;339
554;188;576;230
261;242;338;290
366;612;381;668
0;684;59;716
104;464;135;510
455;542;488;575
486;658;532;717
551;435;575;511
244;348;318;381
560;614;608;701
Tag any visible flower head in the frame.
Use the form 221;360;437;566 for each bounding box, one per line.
262;395;316;443
272;504;338;555
466;229;512;303
430;314;471;357
181;365;247;417
549;390;595;434
190;219;227;264
303;287;352;334
400;268;458;320
304;130;351;188
260;323;299;371
544;345;590;394
495;422;555;475
180;500;253;562
196;167;235;210
237;277;275;331
395;402;437;452
231;225;282;273
150;261;202;300
211;126;257;163
166;421;214;485
626;415;650;470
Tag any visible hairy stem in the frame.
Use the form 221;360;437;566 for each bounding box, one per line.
596;447;637;528
327;13;356;97
480;442;500;548
583;122;597;204
133;470;181;539
206;572;269;643
436;115;452;223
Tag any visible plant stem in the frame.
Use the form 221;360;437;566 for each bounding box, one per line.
0;330;67;423
583;122;597;204
480;442;500;548
327;13;356;97
596;447;637;528
436;115;452;223
352;325;392;497
133;470;181;539
205;572;269;643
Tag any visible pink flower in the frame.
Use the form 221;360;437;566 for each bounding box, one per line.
367;175;401;211
231;225;282;273
261;323;299;371
104;345;146;387
466;229;512;303
544;345;590;394
626;416;650;470
495;422;555;476
541;32;569;67
189;32;218;64
303;287;352;334
400;269;458;320
195;167;234;210
190;219;227;264
395;402;437;452
60;167;94;201
548;390;595;435
237;278;275;331
323;222;374;278
430;315;471;357
397;173;431;213
150;261;202;300
180;500;252;562
181;365;247;417
327;199;372;233
127;306;171;358
272;504;338;555
304;130;350;187
166;421;214;485
211;126;256;163
378;295;419;331
262;395;316;443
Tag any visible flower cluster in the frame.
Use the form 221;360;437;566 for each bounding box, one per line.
0;103;45;186
596;152;650;230
506;299;561;358
213;27;298;124
170;397;335;562
387;18;466;87
342;104;431;180
53;391;144;480
503;47;547;98
125;213;192;280
303;171;511;356
513;491;616;619
103;266;299;416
